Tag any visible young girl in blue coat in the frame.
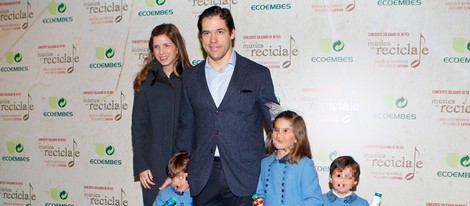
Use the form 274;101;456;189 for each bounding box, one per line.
255;110;323;206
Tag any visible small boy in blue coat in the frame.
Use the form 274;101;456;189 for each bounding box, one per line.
153;152;192;206
322;156;369;206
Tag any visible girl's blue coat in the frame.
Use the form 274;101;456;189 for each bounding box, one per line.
256;154;323;206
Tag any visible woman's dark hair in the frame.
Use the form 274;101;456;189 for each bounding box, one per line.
133;23;191;92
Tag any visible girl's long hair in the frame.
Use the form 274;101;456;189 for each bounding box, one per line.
265;110;312;164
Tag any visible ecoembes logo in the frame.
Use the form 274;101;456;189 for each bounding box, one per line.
443;37;470;64
447;153;470;168
96;144;115;156
49;2;67;14
51;188;68;200
1;51;28;72
377;96;416;120
5;51;22;63
90;144;122;166
2;141;30;162
311;39;353;63
314;150;341;173
377;0;422;6
89;47;122;69
47;188;74;206
7;141;24;154
43;96;73;117
146;0;166;6
436;153;470;179
43;2;73;23
138;0;173;16
250;3;291;11
452;38;470;53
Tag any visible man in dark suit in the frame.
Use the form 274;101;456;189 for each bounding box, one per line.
173;5;278;206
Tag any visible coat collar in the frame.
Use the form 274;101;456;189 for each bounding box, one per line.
325;190;358;203
267;153;289;166
149;59;179;87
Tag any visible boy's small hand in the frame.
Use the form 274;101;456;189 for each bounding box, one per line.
158;177;171;190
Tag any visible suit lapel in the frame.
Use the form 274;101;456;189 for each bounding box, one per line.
195;62;219;109
218;53;248;109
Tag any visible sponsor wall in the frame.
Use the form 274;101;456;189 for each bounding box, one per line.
0;0;469;205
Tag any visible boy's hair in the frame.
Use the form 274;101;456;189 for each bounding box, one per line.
265;110;312;164
166;151;190;178
329;156;361;190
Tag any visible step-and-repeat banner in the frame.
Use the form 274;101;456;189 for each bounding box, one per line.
1;1;469;205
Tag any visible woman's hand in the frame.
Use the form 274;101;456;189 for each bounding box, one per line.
139;170;155;189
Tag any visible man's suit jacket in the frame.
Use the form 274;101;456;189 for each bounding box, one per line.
174;52;278;197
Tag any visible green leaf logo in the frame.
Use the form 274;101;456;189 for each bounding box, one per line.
320;39;344;53
95;144;105;156
332;40;345;52
313;148;338;163
48;2;58;15
58;98;67;108
145;0;153;7
15;143;24;153
49;96;58;109
446;153;470;168
156;0;166;6
7;141;16;154
146;0;165;7
59;190;68;200
95;47;105;60
13;53;22;63
5;51;14;64
452;37;468;53
96;144;115;156
58;3;66;13
380;95;394;109
461;155;470;167
320;38;332;53
5;52;22;64
105;145;115;155
395;97;408;109
329;151;339;161
446;152;459;168
49;96;67;109
50;188;68;200
105;48;115;59
50;188;60;200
